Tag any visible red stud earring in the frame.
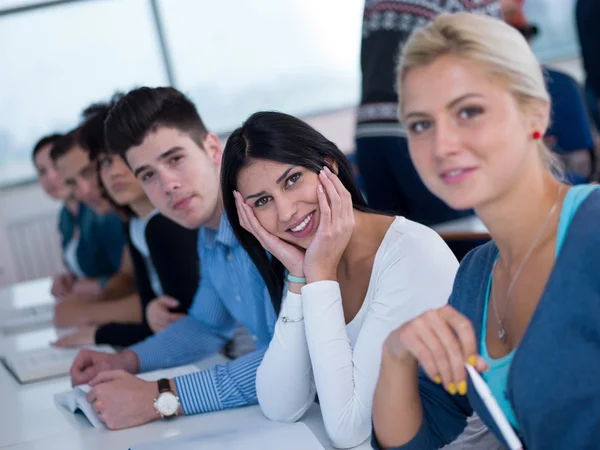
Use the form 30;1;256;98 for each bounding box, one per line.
532;131;542;140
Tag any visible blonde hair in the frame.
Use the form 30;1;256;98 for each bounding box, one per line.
397;12;562;176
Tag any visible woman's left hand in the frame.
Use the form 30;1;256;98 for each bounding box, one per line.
303;167;355;282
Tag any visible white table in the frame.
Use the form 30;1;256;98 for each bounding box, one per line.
0;351;370;450
0;325;61;358
0;277;55;336
0;277;53;310
0;277;370;450
433;215;489;241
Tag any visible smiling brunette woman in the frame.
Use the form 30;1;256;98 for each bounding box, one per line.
219;111;496;448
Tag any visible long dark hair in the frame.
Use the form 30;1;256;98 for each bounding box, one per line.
221;111;371;314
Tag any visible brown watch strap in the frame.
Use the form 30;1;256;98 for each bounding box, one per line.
157;378;171;394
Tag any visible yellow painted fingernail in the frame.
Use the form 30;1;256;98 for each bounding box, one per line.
468;355;477;367
447;383;457;395
434;376;442;384
458;380;467;396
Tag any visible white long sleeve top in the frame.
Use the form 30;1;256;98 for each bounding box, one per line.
255;217;459;448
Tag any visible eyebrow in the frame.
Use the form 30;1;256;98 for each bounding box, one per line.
133;146;184;178
244;166;296;201
276;166;295;184
78;162;95;175
404;93;484;121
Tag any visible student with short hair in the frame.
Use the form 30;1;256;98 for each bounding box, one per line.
53;103;200;348
371;13;600;449
32;133;88;298
67;87;283;431
49;114;136;326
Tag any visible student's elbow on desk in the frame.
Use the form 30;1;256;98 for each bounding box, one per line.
256;387;313;424
322;417;372;449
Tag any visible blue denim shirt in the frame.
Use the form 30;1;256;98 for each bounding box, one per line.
58;203;126;284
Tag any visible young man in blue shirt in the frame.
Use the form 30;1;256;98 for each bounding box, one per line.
69;87;283;430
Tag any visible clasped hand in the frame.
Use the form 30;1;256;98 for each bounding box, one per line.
234;166;354;283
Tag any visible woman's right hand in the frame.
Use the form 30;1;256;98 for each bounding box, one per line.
234;190;305;278
384;305;488;396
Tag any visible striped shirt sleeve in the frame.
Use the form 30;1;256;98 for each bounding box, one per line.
130;272;237;372
175;347;267;415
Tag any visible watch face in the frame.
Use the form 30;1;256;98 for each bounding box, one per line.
155;392;179;416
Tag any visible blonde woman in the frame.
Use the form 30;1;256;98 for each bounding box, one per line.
372;12;600;450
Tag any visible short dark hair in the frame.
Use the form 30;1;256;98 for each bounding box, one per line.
82;93;123;162
49;128;83;163
105;87;208;160
221;111;373;314
32;133;63;164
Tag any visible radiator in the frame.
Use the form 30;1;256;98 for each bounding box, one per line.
6;213;64;282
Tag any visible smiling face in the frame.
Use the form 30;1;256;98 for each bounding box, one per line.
97;152;146;206
34;144;70;200
401;54;548;211
125;126;222;229
55;145;113;214
237;159;321;249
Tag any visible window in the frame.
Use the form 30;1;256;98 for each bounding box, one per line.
1;0;367;187
0;0;167;187
525;0;579;62
157;0;363;133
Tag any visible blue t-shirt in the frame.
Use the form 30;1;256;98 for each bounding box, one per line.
480;184;599;430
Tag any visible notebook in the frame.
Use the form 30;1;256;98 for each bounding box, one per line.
1;344;114;384
129;419;325;450
54;363;200;428
0;303;54;332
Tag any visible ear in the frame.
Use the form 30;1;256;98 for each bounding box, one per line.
324;156;339;175
203;133;223;167
527;99;551;137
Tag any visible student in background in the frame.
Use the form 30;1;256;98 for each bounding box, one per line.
50;121;136;326
66;87;281;431
54;109;200;347
354;0;501;225
576;0;600;131
31;133;94;298
221;111;496;449
371;13;600;449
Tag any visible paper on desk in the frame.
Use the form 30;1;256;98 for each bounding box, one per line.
2;344;114;384
0;303;54;332
54;363;200;428
129;419;325;450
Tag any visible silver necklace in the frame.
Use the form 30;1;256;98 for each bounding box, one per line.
491;184;563;343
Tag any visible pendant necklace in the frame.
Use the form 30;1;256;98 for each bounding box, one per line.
491;184;563;343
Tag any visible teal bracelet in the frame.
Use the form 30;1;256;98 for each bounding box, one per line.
287;274;307;284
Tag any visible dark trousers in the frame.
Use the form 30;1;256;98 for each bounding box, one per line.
355;135;472;226
585;84;600;132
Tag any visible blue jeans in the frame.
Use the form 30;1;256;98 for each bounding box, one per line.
355;136;472;226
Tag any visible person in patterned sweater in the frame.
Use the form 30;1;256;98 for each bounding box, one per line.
355;0;502;226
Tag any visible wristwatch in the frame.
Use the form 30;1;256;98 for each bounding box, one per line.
153;378;180;418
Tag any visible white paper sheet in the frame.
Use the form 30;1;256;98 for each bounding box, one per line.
2;344;114;383
0;303;54;332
